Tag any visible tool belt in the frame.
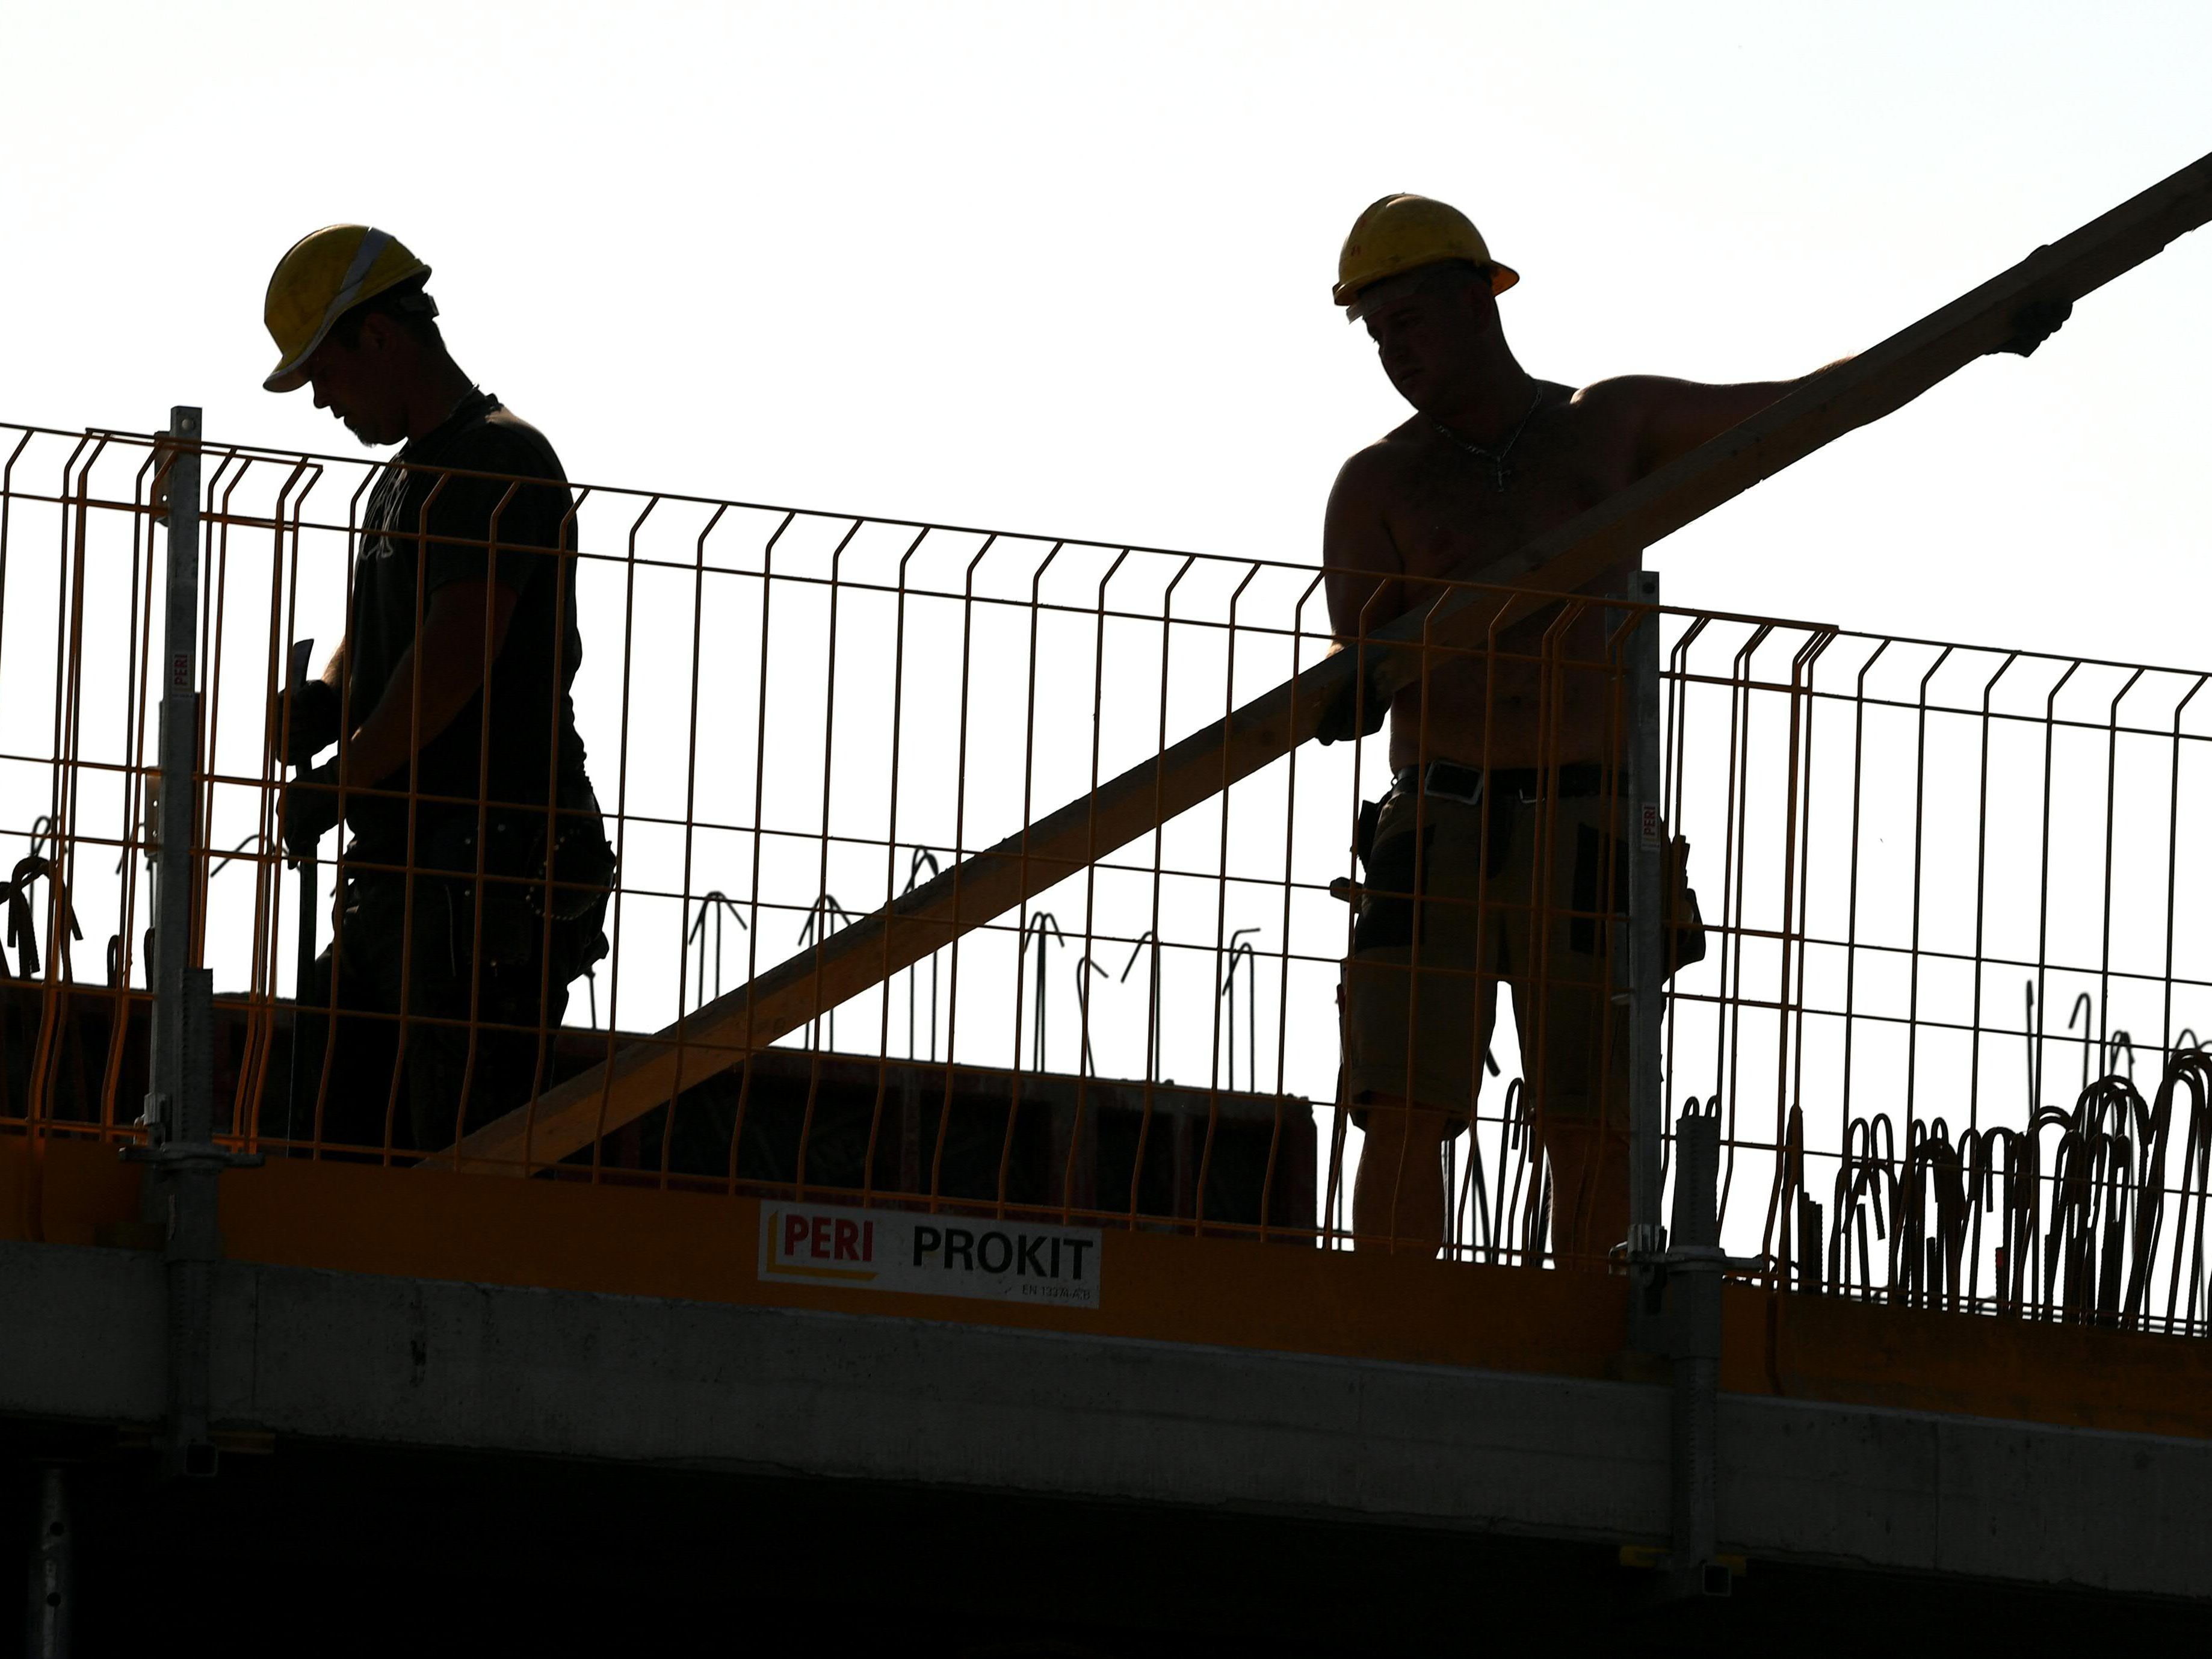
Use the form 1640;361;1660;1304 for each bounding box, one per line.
1352;764;1707;974
1389;761;1605;805
1361;762;1608;868
360;773;616;976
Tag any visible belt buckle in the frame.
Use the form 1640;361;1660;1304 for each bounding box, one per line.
1423;764;1483;807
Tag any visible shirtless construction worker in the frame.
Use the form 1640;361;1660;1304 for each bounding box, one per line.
264;224;613;1154
1325;194;1830;1264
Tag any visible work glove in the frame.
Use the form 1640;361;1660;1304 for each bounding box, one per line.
278;679;342;767
280;760;344;859
1994;297;2072;358
1315;657;1391;746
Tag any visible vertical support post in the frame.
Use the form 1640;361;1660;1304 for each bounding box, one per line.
1627;569;1666;1255
1617;574;1737;1598
145;407;203;1158
1624;569;1674;1367
1665;1104;1726;1600
23;1465;70;1659
150;406;219;1479
132;407;253;1480
161;963;219;1481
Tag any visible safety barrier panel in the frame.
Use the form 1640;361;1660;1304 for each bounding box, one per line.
1;416;2205;1334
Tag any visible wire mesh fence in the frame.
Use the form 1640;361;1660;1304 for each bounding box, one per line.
1;416;2205;1333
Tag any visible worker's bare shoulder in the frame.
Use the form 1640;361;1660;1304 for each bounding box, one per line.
1329;418;1428;500
1562;375;1678;473
1566;374;1676;428
1323;428;1423;568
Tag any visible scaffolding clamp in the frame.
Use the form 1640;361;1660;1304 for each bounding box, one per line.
121;1138;265;1174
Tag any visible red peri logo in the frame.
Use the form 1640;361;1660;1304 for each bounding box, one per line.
768;1208;877;1278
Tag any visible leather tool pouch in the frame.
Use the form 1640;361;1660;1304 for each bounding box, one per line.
1564;823;1710;977
424;776;616;974
1666;835;1707;972
1355;796;1384;871
534;773;617;925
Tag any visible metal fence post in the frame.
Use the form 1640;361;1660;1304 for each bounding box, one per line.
1622;574;1740;1600
1624;569;1673;1370
144;408;203;1169
23;1465;70;1659
1664;1103;1728;1600
1627;569;1666;1264
128;407;258;1480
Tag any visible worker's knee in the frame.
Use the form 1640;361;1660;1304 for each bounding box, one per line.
1356;1094;1451;1148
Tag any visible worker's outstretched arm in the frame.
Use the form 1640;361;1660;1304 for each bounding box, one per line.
342;577;519;789
1582;363;1854;481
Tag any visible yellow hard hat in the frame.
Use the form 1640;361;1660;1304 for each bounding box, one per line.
1333;194;1518;319
261;225;431;392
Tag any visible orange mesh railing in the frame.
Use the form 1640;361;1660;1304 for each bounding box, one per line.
2;417;2207;1331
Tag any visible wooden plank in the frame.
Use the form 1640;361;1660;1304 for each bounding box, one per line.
440;150;2212;1175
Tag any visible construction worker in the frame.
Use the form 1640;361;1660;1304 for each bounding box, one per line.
265;225;613;1154
1323;195;2064;1263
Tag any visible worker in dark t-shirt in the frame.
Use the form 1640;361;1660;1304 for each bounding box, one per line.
340;394;587;857
262;224;612;1155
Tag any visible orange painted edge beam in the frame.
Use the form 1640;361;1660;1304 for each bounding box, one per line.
448;148;2212;1173
8;1135;2210;1442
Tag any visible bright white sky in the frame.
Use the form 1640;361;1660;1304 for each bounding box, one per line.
4;0;2208;666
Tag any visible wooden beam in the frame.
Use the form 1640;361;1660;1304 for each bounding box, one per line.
439;150;2212;1175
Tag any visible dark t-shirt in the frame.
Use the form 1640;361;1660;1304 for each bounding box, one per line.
345;391;587;854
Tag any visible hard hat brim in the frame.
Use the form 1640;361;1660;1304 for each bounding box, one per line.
261;285;366;393
1340;259;1519;320
261;303;345;394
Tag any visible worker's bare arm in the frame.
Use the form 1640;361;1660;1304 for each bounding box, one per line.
1323;446;1408;649
341;578;520;790
1580;363;1852;480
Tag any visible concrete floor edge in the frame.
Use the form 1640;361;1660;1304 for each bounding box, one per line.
4;1240;2205;1602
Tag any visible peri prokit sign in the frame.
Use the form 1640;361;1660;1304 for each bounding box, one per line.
758;1200;1101;1309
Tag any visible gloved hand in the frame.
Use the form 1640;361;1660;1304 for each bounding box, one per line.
278;679;342;767
280;760;343;859
1315;658;1391;746
1994;296;2072;358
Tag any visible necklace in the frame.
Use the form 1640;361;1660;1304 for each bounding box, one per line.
1430;391;1545;492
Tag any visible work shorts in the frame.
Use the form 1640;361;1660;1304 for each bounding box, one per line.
1339;774;1639;1131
